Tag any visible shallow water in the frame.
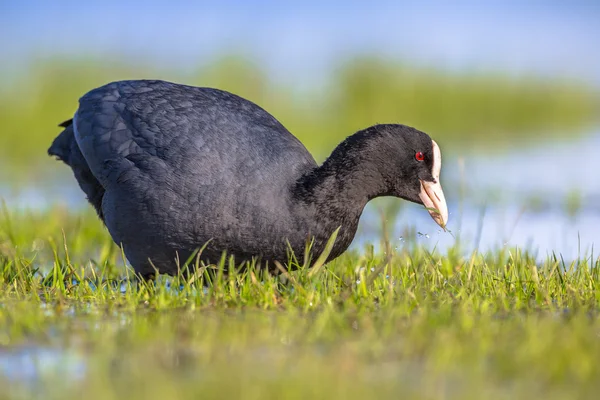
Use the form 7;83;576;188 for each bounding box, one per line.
0;347;86;385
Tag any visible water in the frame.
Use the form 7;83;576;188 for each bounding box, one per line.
358;201;600;261
0;347;86;390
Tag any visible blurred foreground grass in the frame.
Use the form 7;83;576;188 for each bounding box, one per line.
1;207;600;399
1;55;599;180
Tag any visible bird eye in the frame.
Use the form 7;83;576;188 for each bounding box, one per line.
415;151;424;161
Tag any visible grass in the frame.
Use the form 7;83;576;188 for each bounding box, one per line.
1;206;600;399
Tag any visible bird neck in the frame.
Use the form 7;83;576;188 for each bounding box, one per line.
292;132;391;259
295;130;392;205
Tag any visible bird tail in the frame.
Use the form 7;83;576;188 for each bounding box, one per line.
48;119;75;164
48;118;106;221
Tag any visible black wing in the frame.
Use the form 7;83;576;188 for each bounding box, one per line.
72;80;316;194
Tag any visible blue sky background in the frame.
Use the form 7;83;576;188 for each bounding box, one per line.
1;0;599;85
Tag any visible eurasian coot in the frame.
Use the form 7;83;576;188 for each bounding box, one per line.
48;80;448;278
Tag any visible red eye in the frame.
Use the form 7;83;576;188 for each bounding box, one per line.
415;151;424;161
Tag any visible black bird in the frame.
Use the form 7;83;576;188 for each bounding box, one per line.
48;80;448;278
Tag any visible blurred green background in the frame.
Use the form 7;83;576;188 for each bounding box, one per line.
0;55;598;181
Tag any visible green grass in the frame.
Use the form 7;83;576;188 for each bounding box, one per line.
1;206;600;399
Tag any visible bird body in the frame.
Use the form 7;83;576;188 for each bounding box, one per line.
49;80;448;277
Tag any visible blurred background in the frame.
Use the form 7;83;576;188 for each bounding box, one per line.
1;0;599;260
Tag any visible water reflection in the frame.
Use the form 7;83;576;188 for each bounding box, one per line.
0;347;86;383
